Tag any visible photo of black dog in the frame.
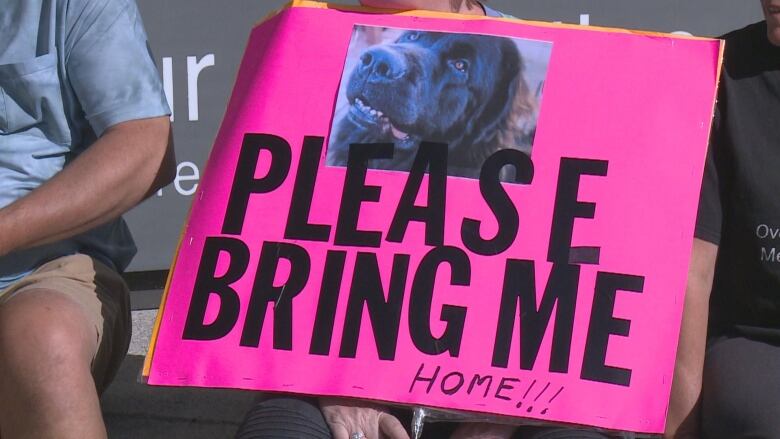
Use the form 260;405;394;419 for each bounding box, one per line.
327;27;550;179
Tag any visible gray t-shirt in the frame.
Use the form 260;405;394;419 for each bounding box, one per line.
482;4;510;18
0;0;170;288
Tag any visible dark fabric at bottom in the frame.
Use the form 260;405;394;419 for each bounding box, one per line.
702;336;780;439
522;427;614;438
235;397;331;439
235;397;612;439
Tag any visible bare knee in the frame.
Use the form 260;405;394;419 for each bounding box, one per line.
0;289;98;389
0;289;107;438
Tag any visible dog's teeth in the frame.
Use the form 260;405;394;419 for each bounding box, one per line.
353;98;385;121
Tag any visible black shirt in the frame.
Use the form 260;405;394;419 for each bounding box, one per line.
696;21;780;340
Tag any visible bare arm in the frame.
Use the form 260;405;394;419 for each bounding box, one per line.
665;238;718;438
0;115;174;257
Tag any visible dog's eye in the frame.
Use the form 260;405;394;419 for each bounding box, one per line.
451;59;469;72
406;32;420;41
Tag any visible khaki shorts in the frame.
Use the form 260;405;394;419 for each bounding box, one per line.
0;254;131;393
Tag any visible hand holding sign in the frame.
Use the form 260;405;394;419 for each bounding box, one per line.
320;397;410;439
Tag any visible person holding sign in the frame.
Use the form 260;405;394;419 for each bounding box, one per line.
667;1;780;438
235;4;612;439
0;0;172;437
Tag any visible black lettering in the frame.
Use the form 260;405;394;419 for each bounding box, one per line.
387;142;447;246
309;251;348;355
239;242;311;350
547;158;608;264
441;372;466;395
409;363;441;394
492;260;580;372
462;149;533;256
582;272;644;386
223;133;292;235
284;136;331;242
334;143;394;247
183;237;249;340
495;377;521;401
409;247;470;357
467;375;494;398
339;253;409;360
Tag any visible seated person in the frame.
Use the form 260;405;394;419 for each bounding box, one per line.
666;1;780;438
0;0;173;437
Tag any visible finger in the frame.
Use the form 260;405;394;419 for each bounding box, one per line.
378;412;411;439
330;423;350;439
355;416;380;439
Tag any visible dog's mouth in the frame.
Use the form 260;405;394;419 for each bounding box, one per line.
351;97;412;141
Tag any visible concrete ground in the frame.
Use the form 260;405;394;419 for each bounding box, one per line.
101;310;258;439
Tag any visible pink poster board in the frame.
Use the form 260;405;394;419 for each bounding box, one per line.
145;1;723;434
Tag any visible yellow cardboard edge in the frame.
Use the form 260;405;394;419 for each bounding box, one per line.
142;228;187;378
660;37;724;429
715;40;726;105
272;0;720;42
708;39;727;160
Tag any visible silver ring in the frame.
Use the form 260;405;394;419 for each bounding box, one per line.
350;433;366;439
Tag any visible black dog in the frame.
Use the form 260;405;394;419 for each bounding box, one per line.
327;30;535;178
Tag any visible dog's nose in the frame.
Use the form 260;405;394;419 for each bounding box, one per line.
359;47;405;81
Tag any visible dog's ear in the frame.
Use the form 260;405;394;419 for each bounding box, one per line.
459;39;531;165
496;45;537;155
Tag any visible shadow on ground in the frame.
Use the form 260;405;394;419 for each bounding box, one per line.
102;355;257;439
